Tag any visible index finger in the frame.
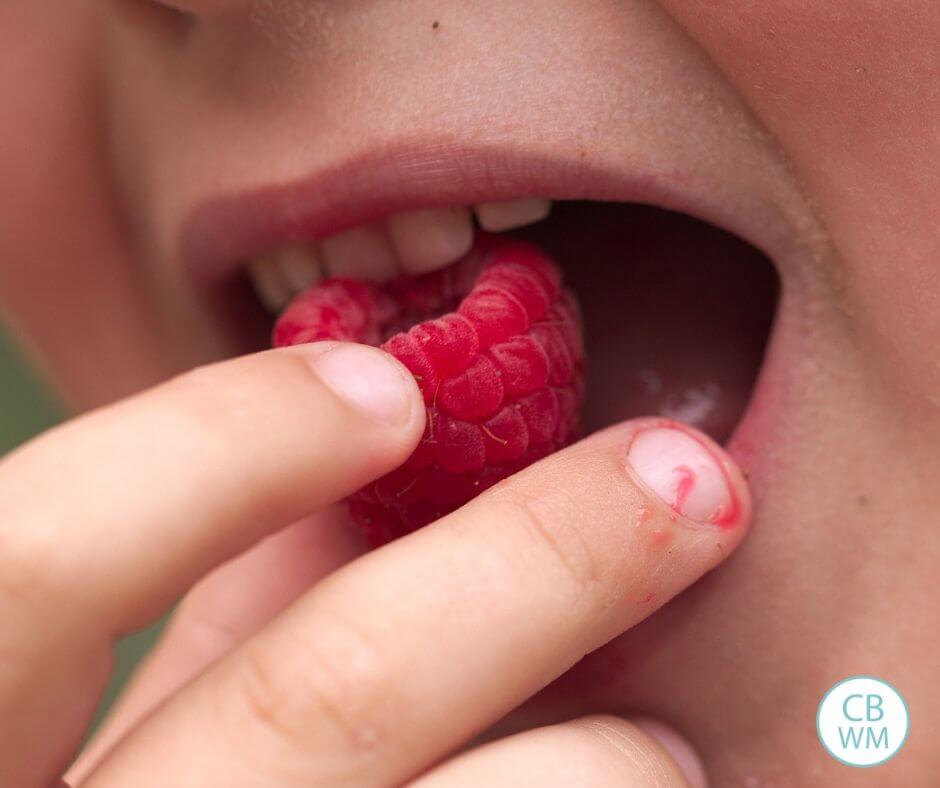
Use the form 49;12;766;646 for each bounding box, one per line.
0;341;423;627
0;341;424;788
84;417;749;787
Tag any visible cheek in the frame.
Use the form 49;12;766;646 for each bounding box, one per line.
0;3;178;406
660;1;940;413
661;2;940;139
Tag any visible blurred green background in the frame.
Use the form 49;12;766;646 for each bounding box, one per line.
0;330;163;732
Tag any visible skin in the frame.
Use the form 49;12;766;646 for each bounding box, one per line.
1;345;738;786
0;1;938;785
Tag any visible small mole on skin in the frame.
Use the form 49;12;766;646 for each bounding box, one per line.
432;20;440;30
857;494;869;507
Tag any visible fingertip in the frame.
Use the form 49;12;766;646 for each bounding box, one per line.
632;717;709;788
622;417;752;532
285;341;425;431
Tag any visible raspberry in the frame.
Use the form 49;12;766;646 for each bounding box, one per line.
274;234;585;546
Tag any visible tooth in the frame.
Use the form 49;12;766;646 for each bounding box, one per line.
321;225;399;282
277;244;324;294
248;256;293;313
475;197;552;232
387;207;474;275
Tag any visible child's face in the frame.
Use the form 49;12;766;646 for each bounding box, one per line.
2;0;938;776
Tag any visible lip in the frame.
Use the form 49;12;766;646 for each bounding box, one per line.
178;138;800;289
177;138;808;501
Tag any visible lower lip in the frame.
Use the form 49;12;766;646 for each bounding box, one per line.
723;287;800;500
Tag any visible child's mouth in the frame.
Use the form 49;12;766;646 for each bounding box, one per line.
221;198;778;448
182;140;791;480
514;202;778;444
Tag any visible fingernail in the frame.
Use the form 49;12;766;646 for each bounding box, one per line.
308;343;416;425
626;423;740;526
633;718;708;788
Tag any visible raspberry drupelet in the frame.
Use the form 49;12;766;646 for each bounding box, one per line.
274;234;585;546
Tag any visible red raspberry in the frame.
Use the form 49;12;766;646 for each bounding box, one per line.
274;234;585;546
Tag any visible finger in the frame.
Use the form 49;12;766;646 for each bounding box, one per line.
0;342;424;787
84;418;749;787
410;715;705;788
67;508;363;785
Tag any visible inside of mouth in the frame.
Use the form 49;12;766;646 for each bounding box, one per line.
509;201;779;444
244;200;779;445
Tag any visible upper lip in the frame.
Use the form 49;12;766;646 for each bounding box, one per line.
175;134;799;477
178;137;801;289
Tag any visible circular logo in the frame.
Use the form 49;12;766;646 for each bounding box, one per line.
817;676;909;767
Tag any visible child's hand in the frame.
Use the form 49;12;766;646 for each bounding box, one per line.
0;342;748;787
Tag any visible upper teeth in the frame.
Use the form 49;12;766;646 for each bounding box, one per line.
248;244;324;313
277;244;325;292
248;197;553;313
320;224;399;282
475;197;552;232
387;206;475;275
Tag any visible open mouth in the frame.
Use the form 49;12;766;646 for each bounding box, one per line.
203;196;779;449
512;201;779;444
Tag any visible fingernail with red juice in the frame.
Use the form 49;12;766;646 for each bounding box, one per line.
626;421;746;526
